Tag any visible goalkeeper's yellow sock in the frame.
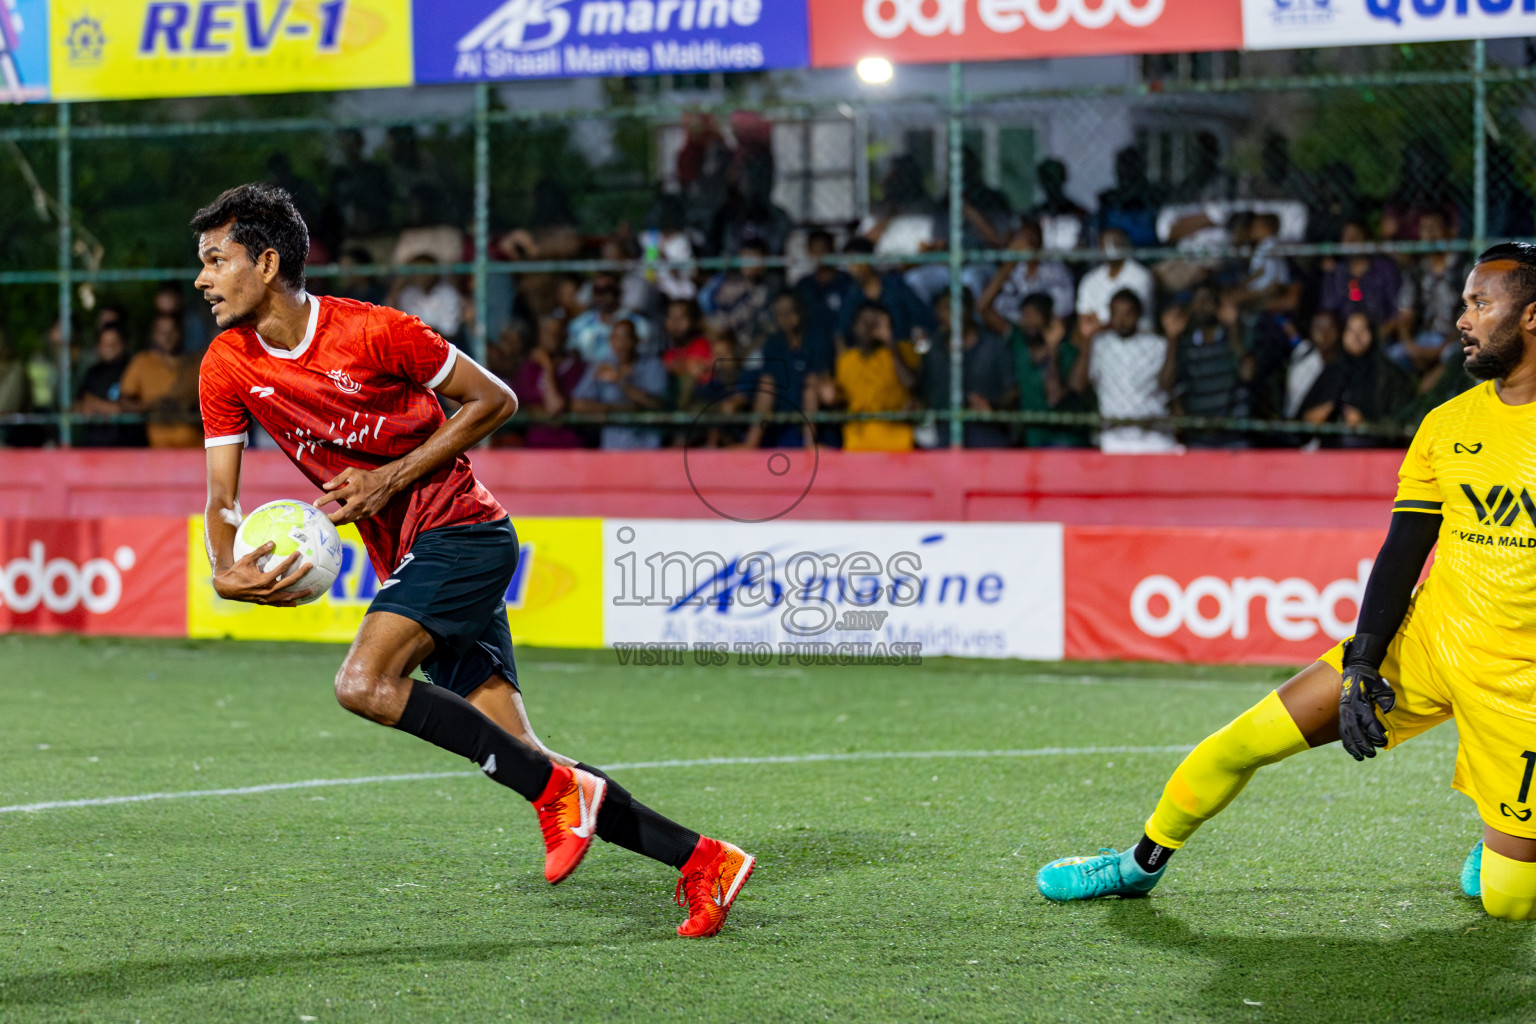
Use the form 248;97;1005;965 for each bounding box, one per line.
1144;690;1309;849
1481;847;1536;920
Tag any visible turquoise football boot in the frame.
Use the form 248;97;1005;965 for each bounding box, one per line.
1461;841;1483;899
1037;847;1166;902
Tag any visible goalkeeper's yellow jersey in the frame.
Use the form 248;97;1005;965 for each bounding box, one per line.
1394;380;1536;713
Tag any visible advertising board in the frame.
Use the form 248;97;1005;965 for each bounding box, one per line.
0;517;185;636
809;0;1242;67
186;515;605;648
1063;525;1381;665
1242;0;1536;51
1;0;49;101
601;519;1066;661
414;0;808;83
49;0;413;101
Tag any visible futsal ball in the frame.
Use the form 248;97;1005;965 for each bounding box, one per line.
232;499;344;606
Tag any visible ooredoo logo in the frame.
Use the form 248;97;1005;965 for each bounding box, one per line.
1129;560;1369;643
863;0;1166;38
0;541;136;615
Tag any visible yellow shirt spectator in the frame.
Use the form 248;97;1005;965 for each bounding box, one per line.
122;315;202;448
834;319;919;452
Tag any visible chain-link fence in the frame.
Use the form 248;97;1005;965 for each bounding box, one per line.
0;40;1527;450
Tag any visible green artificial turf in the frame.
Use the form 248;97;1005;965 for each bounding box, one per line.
1;635;1530;1023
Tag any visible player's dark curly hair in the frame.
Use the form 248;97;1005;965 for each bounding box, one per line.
190;183;309;291
1475;241;1536;311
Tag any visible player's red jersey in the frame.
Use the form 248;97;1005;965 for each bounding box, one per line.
199;294;506;578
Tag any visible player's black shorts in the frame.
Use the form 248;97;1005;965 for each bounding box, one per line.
367;517;520;697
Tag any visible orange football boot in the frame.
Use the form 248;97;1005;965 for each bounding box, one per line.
674;837;755;938
534;765;606;884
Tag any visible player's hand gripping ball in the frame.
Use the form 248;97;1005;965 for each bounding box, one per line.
232;499;344;606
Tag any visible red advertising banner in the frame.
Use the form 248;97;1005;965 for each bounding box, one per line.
1064;525;1385;666
810;0;1244;67
0;518;186;637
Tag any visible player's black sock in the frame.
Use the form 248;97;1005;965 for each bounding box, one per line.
1133;834;1175;874
395;680;553;801
576;763;701;870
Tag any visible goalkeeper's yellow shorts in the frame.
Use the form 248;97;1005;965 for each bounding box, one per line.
1321;618;1536;840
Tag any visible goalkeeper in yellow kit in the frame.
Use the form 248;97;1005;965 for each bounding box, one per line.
1039;243;1536;920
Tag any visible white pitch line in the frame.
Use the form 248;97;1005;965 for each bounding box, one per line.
598;745;1195;771
0;771;476;815
0;745;1195;816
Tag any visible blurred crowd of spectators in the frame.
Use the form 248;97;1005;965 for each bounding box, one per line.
0;124;1489;452
0;284;208;449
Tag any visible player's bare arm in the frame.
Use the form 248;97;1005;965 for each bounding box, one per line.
316;355;516;525
203;442;314;606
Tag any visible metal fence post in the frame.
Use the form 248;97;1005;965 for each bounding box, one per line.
947;62;964;450
56;100;73;447
472;81;491;367
1473;38;1487;252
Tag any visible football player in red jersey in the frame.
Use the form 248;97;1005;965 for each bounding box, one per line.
193;184;752;938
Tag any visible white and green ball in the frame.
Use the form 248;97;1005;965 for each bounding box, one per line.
232;499;344;605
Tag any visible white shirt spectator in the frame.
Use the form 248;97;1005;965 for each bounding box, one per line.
578;275;654;317
902;265;998;315
1285;338;1326;419
1248;235;1291;292
1039;213;1084;252
1155;201;1309;245
637;229;697;301
392;226;464;266
567;309;654;363
650;230;698;301
1077;260;1156;329
619;268;653;313
993;260;1076;324
856;213;937;256
1087;328;1178;454
903;264;950;306
397;280;463;337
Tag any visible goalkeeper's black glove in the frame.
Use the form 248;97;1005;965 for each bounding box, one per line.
1338;633;1395;761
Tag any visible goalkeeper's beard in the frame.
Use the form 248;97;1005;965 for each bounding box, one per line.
1465;315;1526;381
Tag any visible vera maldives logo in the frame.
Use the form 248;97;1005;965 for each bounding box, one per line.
326;368;362;394
863;0;1165;38
1462;484;1536;528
